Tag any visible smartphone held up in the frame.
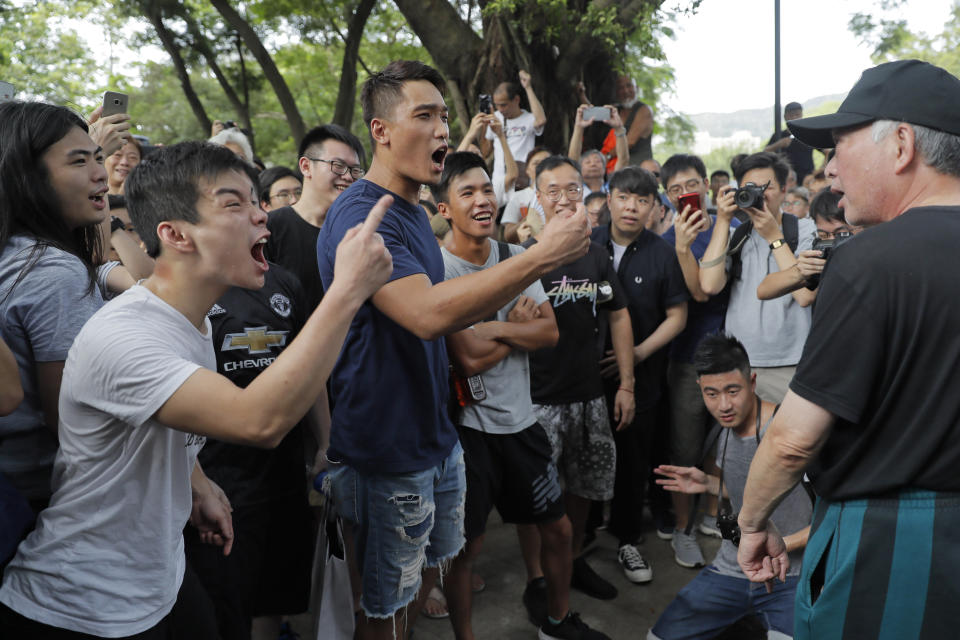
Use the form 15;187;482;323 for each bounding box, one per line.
102;91;128;117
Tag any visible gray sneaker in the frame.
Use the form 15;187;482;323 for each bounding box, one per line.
671;530;705;568
699;514;722;538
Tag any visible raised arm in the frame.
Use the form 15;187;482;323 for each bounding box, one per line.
626;103;653;148
490;115;519;193
699;186;736;295
372;211;589;341
519;70;547;130
757;250;825;300
673;205;712;302
457;113;488;152
743;204;817;306
156;196;395;448
567;104;590;161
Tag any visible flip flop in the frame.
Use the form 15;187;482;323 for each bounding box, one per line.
471;573;486;594
422;586;449;619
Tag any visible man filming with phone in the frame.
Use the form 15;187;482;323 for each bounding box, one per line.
648;333;810;640
568;104;630;198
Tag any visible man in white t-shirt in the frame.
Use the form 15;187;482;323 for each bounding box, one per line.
0;141;392;638
481;70;547;202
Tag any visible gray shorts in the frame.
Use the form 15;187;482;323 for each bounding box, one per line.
533;397;616;501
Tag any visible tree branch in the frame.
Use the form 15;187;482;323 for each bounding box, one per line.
209;0;305;142
333;0;376;130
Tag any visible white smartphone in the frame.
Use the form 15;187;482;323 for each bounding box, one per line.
0;82;14;103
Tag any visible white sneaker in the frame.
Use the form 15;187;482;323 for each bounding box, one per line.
618;544;653;583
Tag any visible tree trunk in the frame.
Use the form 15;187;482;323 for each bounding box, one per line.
209;0;305;143
393;0;483;87
333;0;376;131
394;0;661;153
179;11;252;134
145;9;210;134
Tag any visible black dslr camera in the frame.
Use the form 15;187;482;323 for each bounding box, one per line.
804;231;854;289
717;511;741;546
734;182;769;210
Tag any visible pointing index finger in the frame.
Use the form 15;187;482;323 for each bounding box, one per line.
360;194;392;237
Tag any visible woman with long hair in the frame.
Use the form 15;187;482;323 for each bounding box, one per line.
0;102;109;515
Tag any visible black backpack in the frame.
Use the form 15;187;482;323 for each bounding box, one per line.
727;213;799;281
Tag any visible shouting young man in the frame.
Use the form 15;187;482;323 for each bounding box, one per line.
0;141;393;637
315;61;591;639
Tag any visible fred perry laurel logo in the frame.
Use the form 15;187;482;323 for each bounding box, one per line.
634;276;643;285
270;293;292;318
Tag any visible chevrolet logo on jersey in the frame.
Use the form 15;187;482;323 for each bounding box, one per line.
221;326;288;354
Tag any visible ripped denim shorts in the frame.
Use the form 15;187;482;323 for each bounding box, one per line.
328;441;466;618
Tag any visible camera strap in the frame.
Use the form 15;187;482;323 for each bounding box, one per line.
728;213;799;280
717;395;762;513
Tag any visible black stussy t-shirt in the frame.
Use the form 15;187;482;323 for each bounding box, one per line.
524;239;628;405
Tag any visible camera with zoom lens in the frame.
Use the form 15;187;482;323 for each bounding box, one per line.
717;511;741;546
804;231;854;289
734;182;769;210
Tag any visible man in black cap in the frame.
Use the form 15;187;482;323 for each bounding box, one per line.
736;59;960;639
765;102;815;184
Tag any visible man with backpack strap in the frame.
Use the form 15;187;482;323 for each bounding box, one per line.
698;152;817;403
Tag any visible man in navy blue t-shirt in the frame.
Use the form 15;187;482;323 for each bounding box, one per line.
316;60;592;640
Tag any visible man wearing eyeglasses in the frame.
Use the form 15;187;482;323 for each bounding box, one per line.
518;155;636;605
265;124;366;312
757;189;861;301
699;152;817;405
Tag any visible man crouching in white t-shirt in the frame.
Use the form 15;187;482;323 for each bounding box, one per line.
0;141;393;639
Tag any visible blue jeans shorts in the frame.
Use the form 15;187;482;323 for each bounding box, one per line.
649;566;798;640
328;442;466;618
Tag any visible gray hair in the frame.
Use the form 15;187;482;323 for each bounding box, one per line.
209;128;254;164
871;119;960;177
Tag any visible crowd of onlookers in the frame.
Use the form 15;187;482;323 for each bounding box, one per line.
0;61;857;640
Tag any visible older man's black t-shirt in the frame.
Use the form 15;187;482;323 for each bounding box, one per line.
791;207;960;500
524;239;628;405
200;264;309;507
265;206;324;310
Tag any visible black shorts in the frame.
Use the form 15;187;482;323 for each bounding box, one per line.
184;491;314;638
0;562;217;639
458;422;565;540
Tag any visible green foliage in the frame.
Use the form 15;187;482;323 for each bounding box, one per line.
3;0;685;167
0;1;104;107
849;2;960;78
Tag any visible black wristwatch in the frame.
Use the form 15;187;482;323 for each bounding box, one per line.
110;216;126;234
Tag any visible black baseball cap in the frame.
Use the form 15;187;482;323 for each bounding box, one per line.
787;60;960;148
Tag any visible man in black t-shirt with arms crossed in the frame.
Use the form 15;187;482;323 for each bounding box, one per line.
738;60;960;640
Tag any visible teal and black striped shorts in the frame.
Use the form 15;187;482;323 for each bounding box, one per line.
796;489;960;640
